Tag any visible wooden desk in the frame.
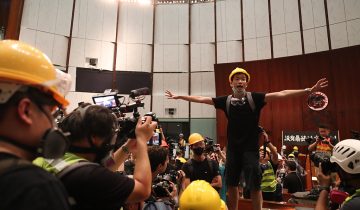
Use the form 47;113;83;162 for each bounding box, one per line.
238;198;315;210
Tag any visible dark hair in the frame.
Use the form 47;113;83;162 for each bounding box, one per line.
286;160;297;171
59;105;116;143
0;87;57;120
148;146;169;172
318;123;330;130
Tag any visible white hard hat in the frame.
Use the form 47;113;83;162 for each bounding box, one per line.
330;139;360;174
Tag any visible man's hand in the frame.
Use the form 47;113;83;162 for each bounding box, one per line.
165;90;180;99
317;163;331;187
135;116;157;144
310;78;328;92
168;181;178;199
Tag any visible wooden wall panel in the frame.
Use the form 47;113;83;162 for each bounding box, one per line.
215;45;360;150
5;0;24;40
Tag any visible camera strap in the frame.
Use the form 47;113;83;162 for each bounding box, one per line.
226;92;255;117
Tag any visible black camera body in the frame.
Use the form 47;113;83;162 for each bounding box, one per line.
204;137;219;153
115;112;158;149
153;170;178;198
310;152;337;175
153;180;172;198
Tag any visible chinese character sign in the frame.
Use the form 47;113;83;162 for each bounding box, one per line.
282;131;339;146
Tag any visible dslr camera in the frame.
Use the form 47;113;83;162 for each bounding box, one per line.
204;137;220;153
310;152;337;175
152;170;178;198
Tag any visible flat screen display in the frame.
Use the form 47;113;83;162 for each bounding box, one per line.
93;95;117;108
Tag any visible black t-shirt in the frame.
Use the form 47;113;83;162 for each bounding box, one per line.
61;164;135;210
0;153;70;210
181;158;220;184
342;195;360;210
212;92;266;151
283;172;304;193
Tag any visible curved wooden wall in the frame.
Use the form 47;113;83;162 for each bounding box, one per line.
215;45;360;152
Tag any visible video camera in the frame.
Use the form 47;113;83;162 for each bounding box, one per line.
92;87;158;149
204;137;220;153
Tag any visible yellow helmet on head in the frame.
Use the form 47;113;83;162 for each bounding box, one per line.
179;180;221;210
228;67;250;83
288;153;295;158
0;40;71;107
188;133;204;145
293;146;298;151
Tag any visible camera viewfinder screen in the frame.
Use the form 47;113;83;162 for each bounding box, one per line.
93;95;117;108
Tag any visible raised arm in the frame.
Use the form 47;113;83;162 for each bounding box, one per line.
262;131;278;165
265;78;328;103
165;90;214;105
126;117;157;203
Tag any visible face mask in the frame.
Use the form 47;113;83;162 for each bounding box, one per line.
193;147;204;156
232;86;246;96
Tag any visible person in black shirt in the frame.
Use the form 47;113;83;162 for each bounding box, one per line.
0;40;71;210
165;67;328;210
181;133;221;190
283;160;304;194
34;104;157;210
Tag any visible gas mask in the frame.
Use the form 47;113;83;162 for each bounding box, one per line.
232;86;246;96
0;128;69;159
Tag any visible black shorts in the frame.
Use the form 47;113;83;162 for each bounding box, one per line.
225;150;262;191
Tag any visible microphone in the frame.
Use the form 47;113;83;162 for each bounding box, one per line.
129;87;150;98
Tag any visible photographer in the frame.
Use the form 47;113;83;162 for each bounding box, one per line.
308;124;337;154
34;104;157;210
181;133;222;190
0;40;71;210
143;145;177;209
258;130;281;202
316;139;360;210
308;124;338;179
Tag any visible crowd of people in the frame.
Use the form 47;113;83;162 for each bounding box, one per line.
1;40;360;210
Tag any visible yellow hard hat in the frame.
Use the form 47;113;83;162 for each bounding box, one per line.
0;40;71;107
228;67;250;83
293;146;298;151
188;133;204;145
288;153;295;158
220;199;227;210
179;180;221;210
